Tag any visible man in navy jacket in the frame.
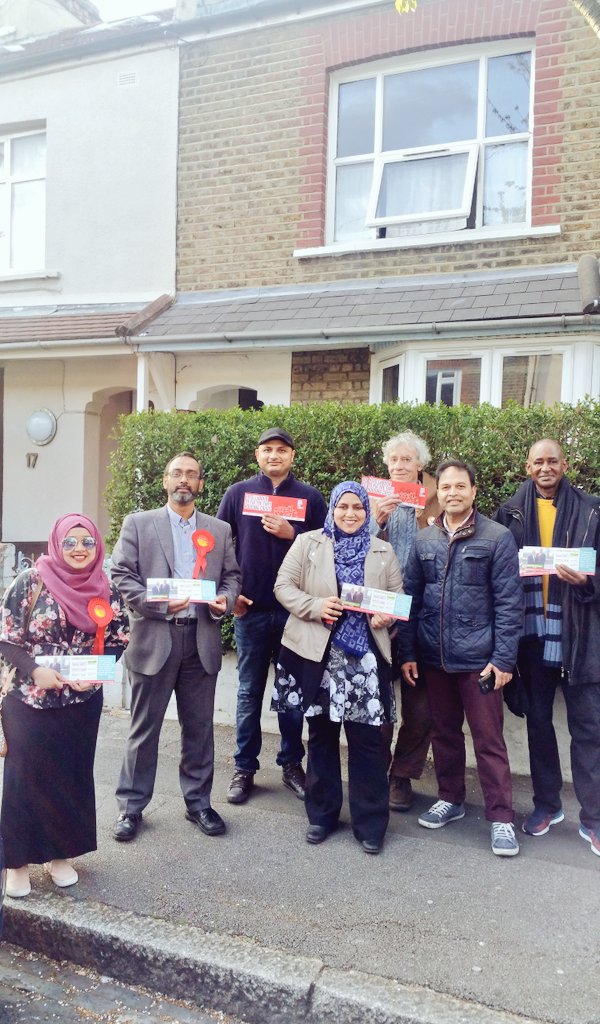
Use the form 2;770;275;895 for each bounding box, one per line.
217;428;327;804
398;459;523;857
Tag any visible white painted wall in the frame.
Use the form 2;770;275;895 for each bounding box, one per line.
2;355;136;542
176;350;293;408
0;44;178;305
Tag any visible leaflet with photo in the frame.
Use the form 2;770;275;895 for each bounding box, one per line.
361;476;427;509
340;583;412;620
242;493;308;521
34;654;117;682
146;578;217;602
518;546;597;577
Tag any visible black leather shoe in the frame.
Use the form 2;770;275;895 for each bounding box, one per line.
362;839;382;854
185;806;226;836
306;824;332;845
113;812;142;842
227;769;254;804
282;763;306;800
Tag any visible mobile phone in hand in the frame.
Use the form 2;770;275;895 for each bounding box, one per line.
478;670;496;694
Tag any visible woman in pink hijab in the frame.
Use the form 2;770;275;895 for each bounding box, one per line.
0;514;129;898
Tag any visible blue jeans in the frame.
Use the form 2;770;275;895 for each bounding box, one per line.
233;607;304;773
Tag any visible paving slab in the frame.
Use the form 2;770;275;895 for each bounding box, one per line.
2;711;597;1024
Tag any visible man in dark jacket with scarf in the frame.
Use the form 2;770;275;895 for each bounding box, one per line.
495;439;600;857
398;459;523;857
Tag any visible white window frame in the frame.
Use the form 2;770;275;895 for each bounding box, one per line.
426;367;462;406
367;144;479;228
324;40;534;249
0;128;46;272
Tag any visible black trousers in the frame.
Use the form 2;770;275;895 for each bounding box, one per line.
519;639;600;830
305;716;390;844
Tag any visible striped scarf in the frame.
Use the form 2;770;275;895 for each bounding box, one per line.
521;477;577;667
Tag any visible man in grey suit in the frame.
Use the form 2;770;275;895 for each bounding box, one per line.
111;452;241;841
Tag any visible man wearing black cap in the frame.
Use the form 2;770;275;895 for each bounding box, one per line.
217;428;327;804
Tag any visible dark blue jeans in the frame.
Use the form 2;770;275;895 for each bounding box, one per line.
519;639;600;830
233;606;304;774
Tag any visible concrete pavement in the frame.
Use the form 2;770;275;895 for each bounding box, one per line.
2;709;597;1024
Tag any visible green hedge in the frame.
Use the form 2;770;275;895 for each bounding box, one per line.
106;399;600;545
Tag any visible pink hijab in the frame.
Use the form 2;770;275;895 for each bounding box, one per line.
35;513;111;632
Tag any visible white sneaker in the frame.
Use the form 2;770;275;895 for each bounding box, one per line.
6;866;31;898
44;860;79;887
491;822;519;856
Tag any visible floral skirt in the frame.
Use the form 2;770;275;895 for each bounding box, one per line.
272;643;396;726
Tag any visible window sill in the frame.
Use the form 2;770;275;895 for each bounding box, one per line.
293;224;561;260
0;269;60;286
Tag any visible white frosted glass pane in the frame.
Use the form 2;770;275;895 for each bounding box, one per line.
334;162;372;241
11;179;45;268
377;153;468;219
383;62;478;151
11;133;46;178
483;141;528;224
337;79;376;158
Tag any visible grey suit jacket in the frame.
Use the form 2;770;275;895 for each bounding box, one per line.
111;506;241;676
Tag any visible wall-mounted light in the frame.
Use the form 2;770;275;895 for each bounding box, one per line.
26;408;57;446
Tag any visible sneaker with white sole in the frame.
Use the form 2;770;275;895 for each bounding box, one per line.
522;808;564;836
418;800;465;829
491;821;520;856
579;825;600;857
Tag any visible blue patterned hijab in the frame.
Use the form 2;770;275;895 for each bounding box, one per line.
323;481;372;657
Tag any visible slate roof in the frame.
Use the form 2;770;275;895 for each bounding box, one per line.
140;265;584;341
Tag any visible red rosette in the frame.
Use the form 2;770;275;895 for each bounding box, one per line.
191;530;215;578
88;598;114;655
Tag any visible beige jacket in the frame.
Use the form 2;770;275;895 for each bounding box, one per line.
274;530;403;665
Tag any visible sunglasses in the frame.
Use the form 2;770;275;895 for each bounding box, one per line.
61;536;97;551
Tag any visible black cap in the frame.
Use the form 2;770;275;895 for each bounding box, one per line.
257;427;295;449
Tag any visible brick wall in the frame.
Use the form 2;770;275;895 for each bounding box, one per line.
176;0;600;291
290;348;370;403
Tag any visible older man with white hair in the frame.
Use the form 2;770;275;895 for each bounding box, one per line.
372;430;440;812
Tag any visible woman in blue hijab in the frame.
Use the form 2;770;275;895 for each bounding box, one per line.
273;482;403;854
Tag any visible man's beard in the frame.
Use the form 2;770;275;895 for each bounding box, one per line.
171;488;194;504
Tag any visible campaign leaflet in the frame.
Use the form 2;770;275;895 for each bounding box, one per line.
361;476;427;510
146;578;217;602
340;583;412;621
242;493;308;521
34;654;117;683
518;546;597;577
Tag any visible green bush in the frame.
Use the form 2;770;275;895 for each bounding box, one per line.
106;399;600;543
105;399;600;650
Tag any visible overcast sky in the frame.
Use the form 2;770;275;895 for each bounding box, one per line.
94;0;175;21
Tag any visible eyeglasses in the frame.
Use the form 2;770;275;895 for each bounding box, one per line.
61;536;97;551
167;470;202;481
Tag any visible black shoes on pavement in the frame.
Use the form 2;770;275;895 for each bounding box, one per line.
227;769;254;804
282;763;306;799
113;812;142;842
185;806;226;836
227;763;306;803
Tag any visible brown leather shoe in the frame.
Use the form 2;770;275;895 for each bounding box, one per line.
282;763;306;800
389;777;414;812
227;769;254;804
